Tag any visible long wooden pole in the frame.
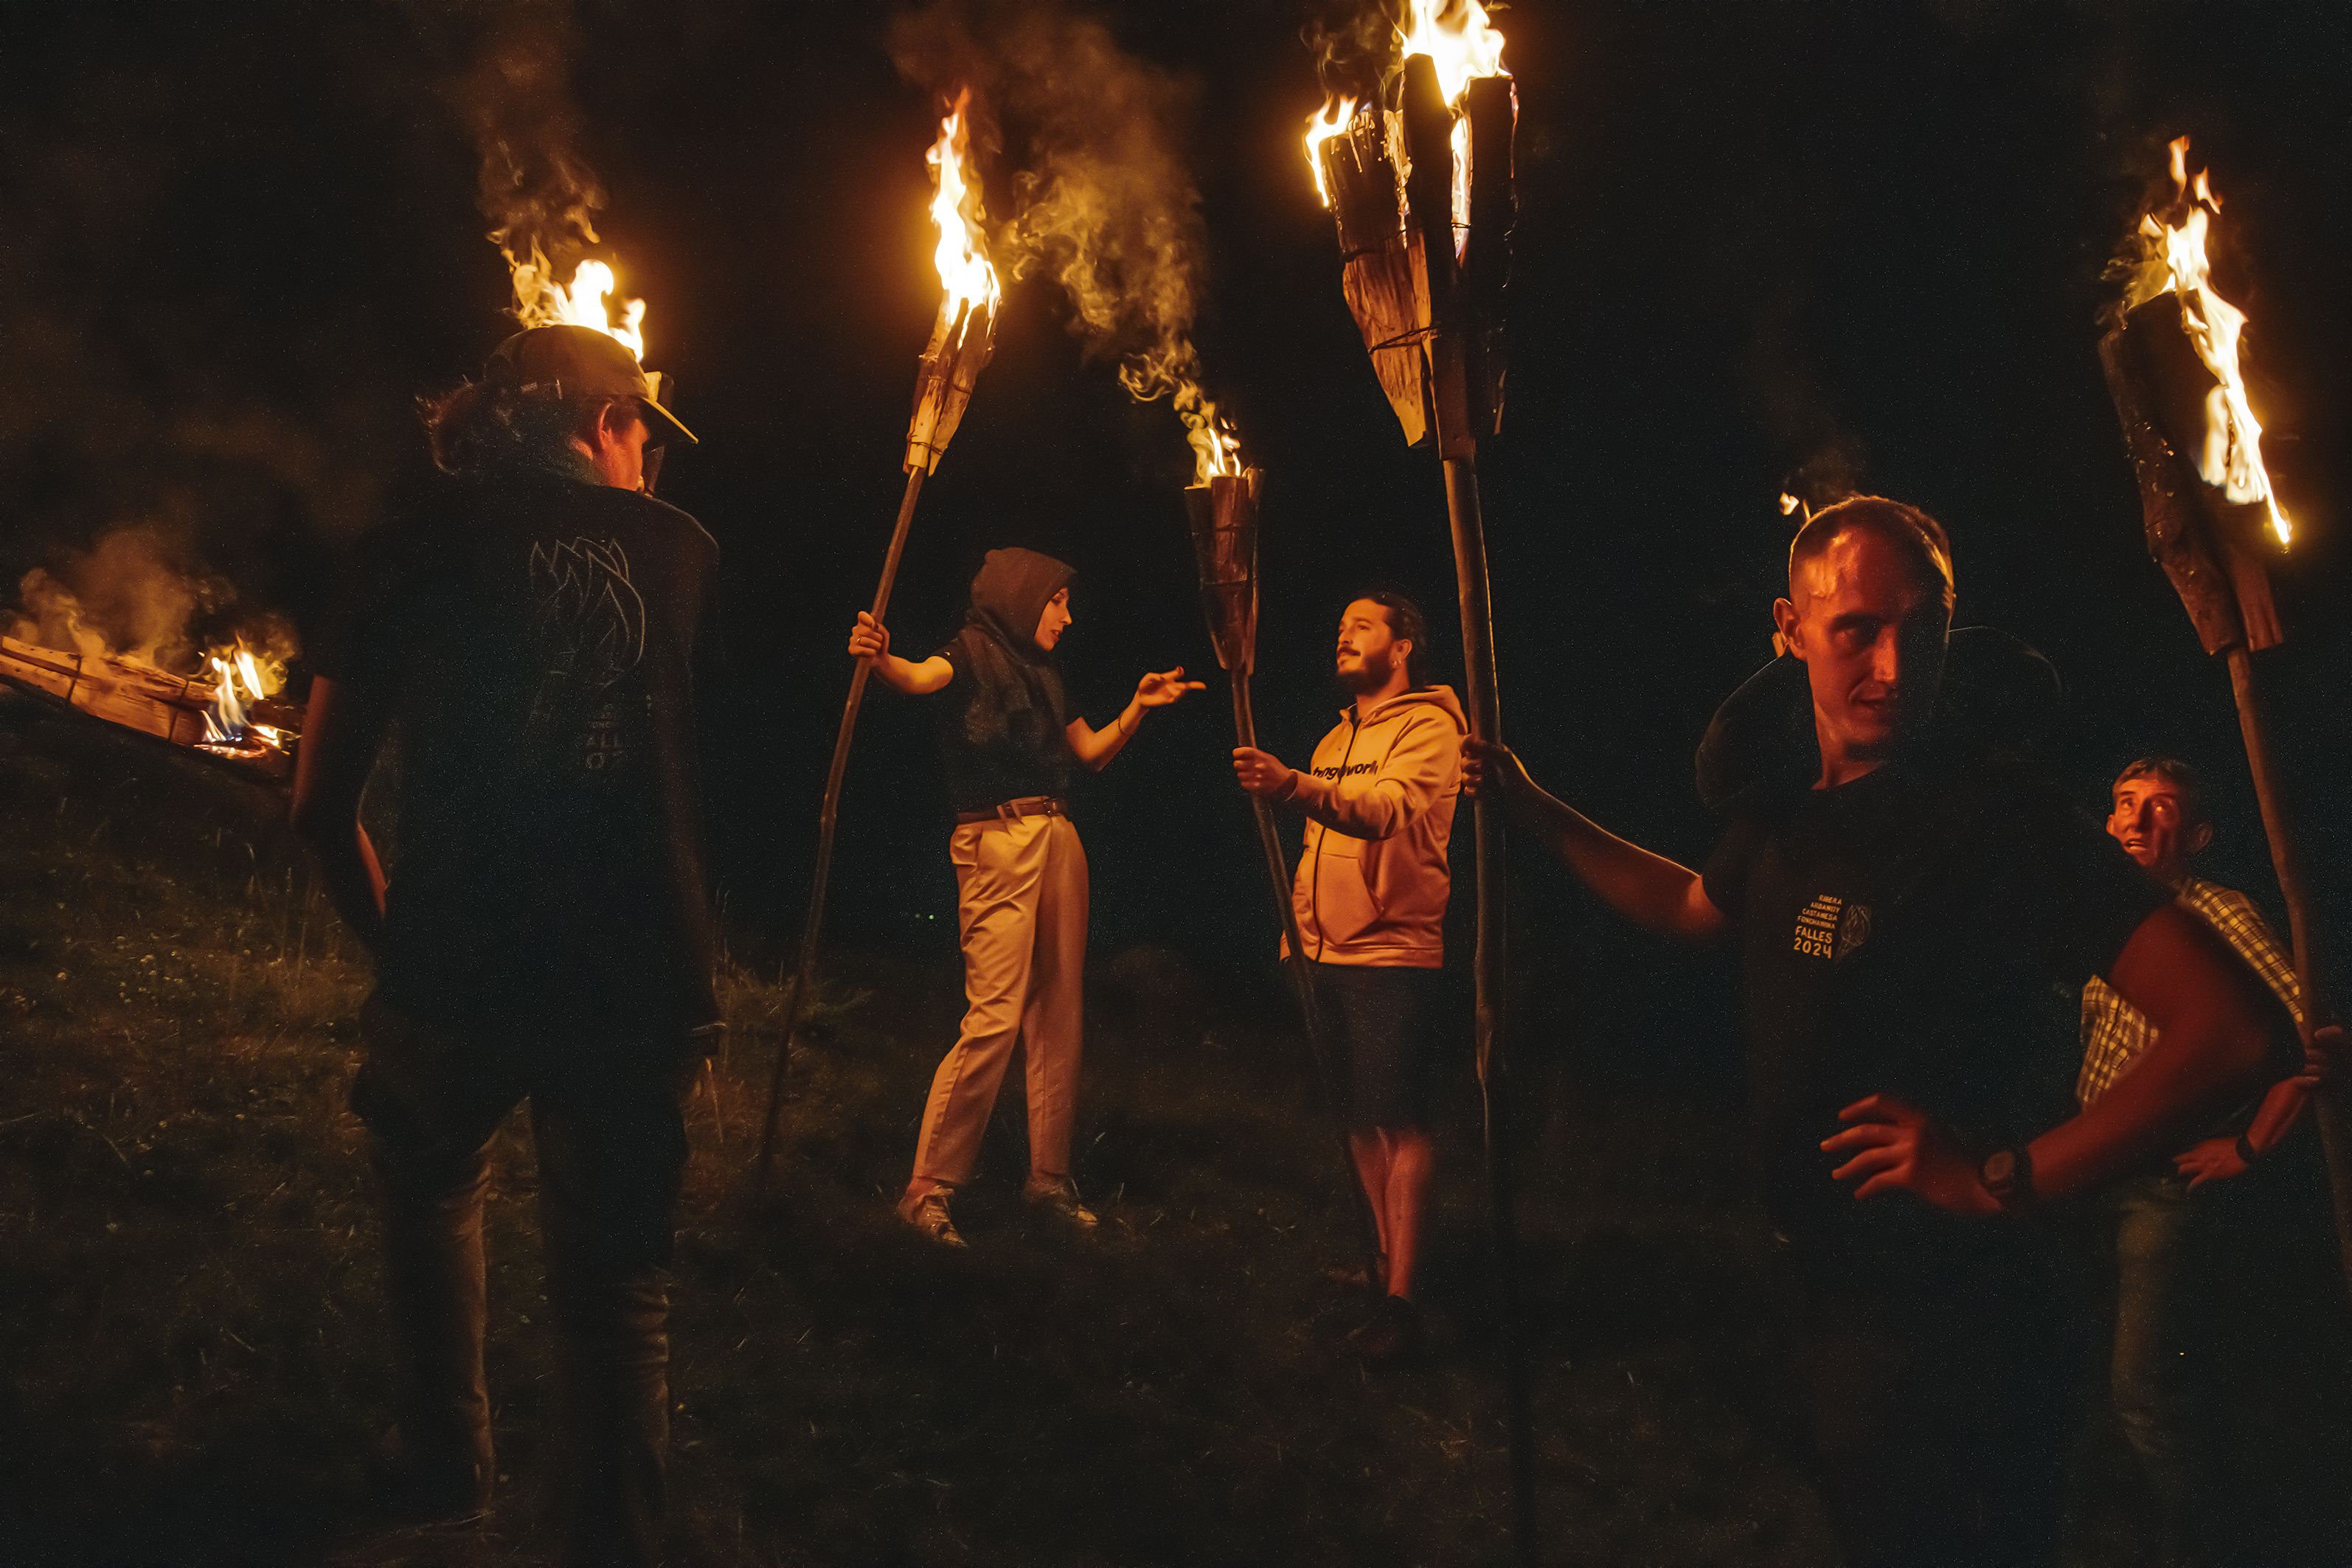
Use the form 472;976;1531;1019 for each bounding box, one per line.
2224;648;2352;1298
1229;670;1388;1281
1440;450;1536;1567
752;465;927;1194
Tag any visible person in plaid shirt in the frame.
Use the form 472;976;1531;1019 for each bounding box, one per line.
2084;756;2331;1567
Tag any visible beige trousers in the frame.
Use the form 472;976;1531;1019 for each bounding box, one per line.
909;814;1089;1190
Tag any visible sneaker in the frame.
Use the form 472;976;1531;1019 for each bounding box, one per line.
1349;1294;1423;1365
897;1188;967;1248
1022;1176;1099;1231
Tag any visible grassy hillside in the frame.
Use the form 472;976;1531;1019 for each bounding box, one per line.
3;684;2345;1567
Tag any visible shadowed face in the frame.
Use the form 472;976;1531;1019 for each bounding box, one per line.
1772;527;1952;778
580;401;651;491
1033;587;1072;651
1335;599;1409;695
2109;771;2208;880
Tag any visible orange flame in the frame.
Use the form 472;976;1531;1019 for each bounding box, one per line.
199;639;287;752
2130;136;2291;546
1303;96;1359;208
1399;0;1509;106
1182;388;1245;483
513;252;648;364
926;89;1003;347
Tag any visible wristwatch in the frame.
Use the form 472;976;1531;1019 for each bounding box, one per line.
1979;1145;2037;1213
2235;1131;2261;1167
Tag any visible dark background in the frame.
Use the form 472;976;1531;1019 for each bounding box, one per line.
5;0;2348;1090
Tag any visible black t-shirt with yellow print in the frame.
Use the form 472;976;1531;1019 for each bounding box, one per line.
1702;746;2168;1283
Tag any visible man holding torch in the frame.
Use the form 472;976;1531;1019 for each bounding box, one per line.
1232;592;1464;1361
294;323;712;1567
847;548;1201;1247
1463;496;2295;1567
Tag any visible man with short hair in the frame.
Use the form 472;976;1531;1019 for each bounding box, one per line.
296;323;715;1567
1465;496;2293;1567
2084;755;2316;1567
1234;591;1465;1360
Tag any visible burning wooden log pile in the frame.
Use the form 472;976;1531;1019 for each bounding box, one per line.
0;635;299;780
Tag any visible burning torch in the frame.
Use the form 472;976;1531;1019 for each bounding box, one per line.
2098;136;2352;1297
1184;465;1386;1279
1306;3;1534;1555
754;91;1003;1193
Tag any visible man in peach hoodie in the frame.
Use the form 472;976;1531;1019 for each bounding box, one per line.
1234;592;1465;1360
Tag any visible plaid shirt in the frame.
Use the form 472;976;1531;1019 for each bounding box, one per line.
2078;876;2303;1107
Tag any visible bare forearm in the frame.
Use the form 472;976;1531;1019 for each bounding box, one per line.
873;653;951;695
2244;1075;2311;1156
308;822;389;954
1068;701;1142;770
2032;1017;2266;1198
1505;782;1718;941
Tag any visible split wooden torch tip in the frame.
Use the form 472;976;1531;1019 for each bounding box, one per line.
904;302;999;475
1185;467;1263;675
2099;299;2283;656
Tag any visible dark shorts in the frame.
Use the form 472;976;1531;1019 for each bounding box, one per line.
1313;962;1443;1131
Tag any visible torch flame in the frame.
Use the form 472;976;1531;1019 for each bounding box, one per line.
1181;387;1246;485
926;89;1003;349
2130;136;2291;546
1303;95;1359;208
513;251;649;364
1398;0;1510;107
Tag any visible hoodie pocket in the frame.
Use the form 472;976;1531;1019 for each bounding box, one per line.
1305;826;1381;947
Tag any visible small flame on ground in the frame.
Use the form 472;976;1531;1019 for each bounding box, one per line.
1303;96;1359;208
201;639;287;751
926;89;1004;348
513;251;648;363
2129;136;2290;547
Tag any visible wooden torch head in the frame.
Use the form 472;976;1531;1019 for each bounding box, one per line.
1184;468;1263;675
905;302;999;475
1319;56;1515;458
2100;294;2283;654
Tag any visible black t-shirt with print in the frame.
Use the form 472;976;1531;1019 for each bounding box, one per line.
311;470;722;1039
933;625;1074;814
1701;747;2168;1283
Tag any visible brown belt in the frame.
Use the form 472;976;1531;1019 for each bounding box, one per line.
954;795;1068;827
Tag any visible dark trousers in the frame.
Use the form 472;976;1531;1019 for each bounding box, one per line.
1782;1252;2076;1568
2110;1170;2242;1568
353;997;695;1568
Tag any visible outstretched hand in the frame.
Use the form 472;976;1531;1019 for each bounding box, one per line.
1822;1094;2000;1215
1232;746;1295;799
1460;735;1533;801
847;611;890;661
1134;667;1207;708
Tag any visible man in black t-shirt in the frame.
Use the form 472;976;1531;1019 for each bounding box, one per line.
847;548;1201;1246
295;325;714;1567
1464;496;2292;1567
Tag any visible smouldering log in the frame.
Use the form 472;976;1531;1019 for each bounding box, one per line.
0;636;298;778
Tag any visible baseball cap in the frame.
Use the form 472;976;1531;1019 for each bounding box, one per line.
486;323;698;447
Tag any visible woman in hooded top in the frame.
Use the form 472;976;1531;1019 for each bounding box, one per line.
847;547;1202;1246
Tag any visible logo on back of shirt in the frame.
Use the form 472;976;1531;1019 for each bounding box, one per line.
525;535;648;774
1791;893;1872;959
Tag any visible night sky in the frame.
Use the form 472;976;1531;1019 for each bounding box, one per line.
6;1;2349;1086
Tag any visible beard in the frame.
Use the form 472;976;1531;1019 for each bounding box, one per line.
1336;652;1394;695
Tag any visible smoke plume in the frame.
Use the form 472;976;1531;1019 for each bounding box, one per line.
5;529;215;668
458;4;616;330
890;0;1240;480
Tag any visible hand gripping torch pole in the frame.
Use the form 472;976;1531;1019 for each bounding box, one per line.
752;302;996;1196
1317;58;1538;1564
1185;470;1385;1280
2101;302;2352;1301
